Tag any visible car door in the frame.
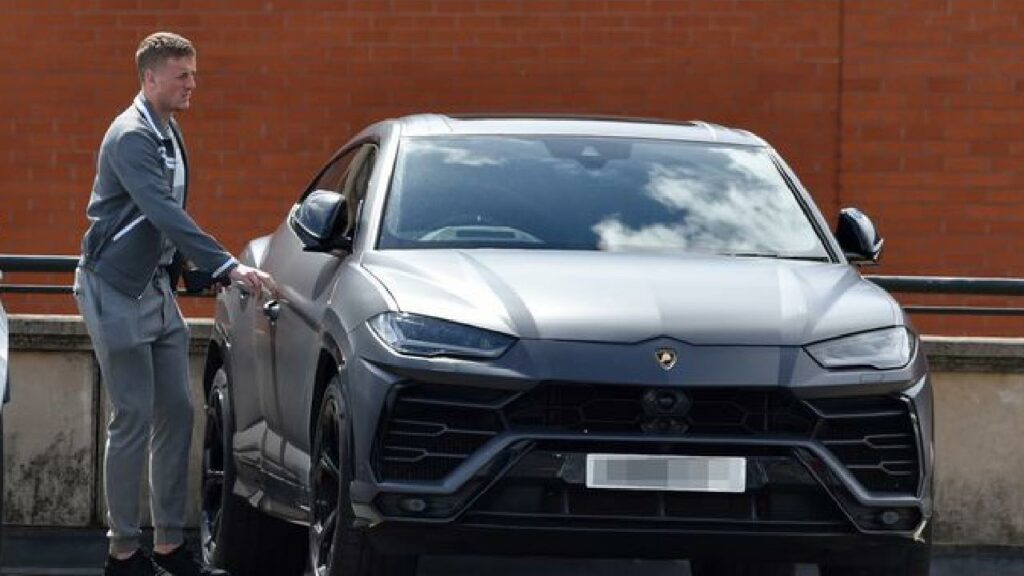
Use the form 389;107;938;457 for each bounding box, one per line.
257;143;377;499
224;259;273;487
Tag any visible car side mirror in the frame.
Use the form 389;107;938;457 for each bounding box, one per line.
292;189;353;253
836;207;883;264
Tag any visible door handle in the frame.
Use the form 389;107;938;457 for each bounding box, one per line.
233;281;251;302
262;299;281;322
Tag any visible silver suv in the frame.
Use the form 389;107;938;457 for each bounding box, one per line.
201;115;933;576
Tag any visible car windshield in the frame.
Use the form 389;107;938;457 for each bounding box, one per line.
379;135;829;259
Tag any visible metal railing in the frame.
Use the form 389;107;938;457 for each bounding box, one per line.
0;255;79;294
0;255;214;297
865;275;1024;316
2;254;1024;315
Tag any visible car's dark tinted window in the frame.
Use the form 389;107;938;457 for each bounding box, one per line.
306;147;359;199
297;143;379;240
379;136;828;258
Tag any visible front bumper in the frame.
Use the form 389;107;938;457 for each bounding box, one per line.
367;523;929;565
344;330;934;559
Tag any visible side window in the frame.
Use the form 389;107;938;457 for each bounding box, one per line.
291;148;358;241
342;146;377;205
338;144;378;237
295;143;379;242
308;148;358;197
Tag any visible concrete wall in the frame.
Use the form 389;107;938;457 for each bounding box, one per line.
3;316;1024;546
2;315;211;529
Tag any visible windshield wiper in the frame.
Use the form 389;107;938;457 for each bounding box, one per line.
722;252;831;262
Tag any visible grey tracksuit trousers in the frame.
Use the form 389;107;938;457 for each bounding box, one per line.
74;266;192;555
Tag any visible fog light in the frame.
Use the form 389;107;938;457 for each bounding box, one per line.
399;497;427;513
880;509;902;526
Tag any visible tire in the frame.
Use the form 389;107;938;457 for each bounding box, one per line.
202;367;306;576
689;559;798;576
310;374;418;576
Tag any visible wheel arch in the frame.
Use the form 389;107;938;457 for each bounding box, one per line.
309;331;345;449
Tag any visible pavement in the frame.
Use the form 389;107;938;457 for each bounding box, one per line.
2;527;1024;576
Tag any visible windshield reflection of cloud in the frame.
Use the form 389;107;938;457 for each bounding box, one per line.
408;140;509;167
593;149;817;253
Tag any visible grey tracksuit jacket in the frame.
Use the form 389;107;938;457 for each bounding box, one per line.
78;95;237;297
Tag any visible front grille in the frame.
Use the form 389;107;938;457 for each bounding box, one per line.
461;450;849;531
375;382;920;494
504;385;816;436
376;385;505;482
805;396;920;493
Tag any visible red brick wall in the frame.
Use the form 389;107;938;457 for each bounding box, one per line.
841;0;1024;335
1;1;1019;335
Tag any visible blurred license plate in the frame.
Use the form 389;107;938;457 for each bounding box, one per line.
586;454;746;493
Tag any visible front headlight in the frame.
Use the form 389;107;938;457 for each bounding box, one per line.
368;312;516;359
805;327;916;370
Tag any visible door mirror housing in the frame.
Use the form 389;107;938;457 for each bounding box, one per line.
836;207;883;264
292;189;353;253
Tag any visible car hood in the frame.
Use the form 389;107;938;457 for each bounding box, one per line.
360;250;900;346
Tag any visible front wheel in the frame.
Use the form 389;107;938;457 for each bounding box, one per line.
310;374;418;576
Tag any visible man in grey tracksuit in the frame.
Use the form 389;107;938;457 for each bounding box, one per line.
74;32;274;576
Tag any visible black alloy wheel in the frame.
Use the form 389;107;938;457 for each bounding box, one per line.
309;375;417;576
310;384;344;575
200;385;227;564
201;367;307;576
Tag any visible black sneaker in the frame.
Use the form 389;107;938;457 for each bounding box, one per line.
105;550;170;576
152;545;230;576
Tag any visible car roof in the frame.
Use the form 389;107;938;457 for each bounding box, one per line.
393;113;767;147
